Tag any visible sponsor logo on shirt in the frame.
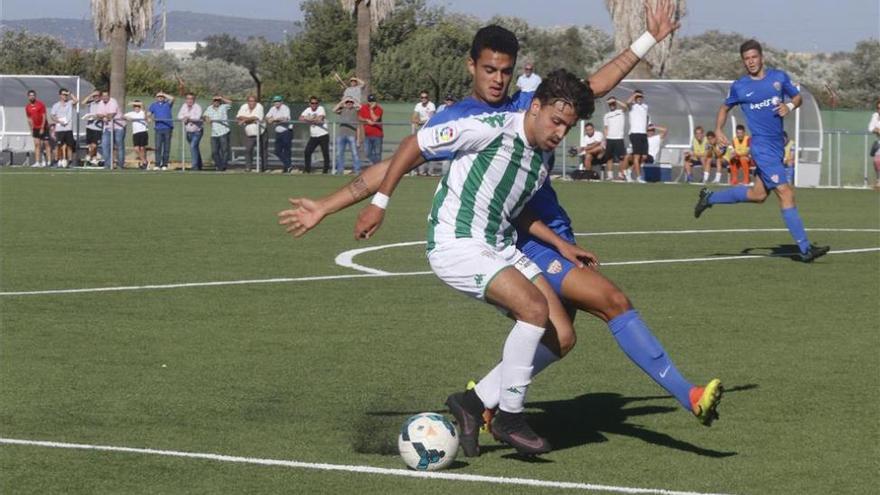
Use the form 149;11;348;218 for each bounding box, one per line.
749;97;778;111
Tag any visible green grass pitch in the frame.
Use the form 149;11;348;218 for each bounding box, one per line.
1;169;878;494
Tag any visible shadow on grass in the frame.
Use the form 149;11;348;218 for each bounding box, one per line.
712;244;803;261
355;384;758;459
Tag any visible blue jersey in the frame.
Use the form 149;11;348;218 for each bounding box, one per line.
421;90;575;242
725;69;799;164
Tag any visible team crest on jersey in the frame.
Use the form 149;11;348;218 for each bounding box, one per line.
773;81;782;91
547;259;563;274
770;174;779;183
435;126;456;143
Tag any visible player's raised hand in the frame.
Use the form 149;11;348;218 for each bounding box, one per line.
646;0;681;43
277;197;326;238
354;204;385;240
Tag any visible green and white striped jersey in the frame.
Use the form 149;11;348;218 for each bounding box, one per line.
417;112;548;251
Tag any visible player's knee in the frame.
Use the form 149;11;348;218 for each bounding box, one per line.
604;290;633;320
558;330;577;357
515;296;549;327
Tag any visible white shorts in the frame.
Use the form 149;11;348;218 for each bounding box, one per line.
427;238;542;301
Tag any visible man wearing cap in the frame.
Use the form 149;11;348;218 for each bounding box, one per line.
237;95;267;172
124;100;149;169
358;94;384;166
338;75;365;105
299;96;330;174
436;94;456;114
266;95;293;173
203;95;232;171
602;96;627;180
333;96;362;175
177;92;204;171
148;91;175;170
626;89;650;182
516;63;542;93
50;88;78;168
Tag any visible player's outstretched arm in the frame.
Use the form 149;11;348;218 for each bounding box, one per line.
588;0;680;97
515;207;598;267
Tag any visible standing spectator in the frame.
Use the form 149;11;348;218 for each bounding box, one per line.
124;100;149;169
602;96;627;180
683;126;711;183
411;90;435;175
177;92;204;171
333;96;361;175
50;88;78;168
148;91;175;170
203;95;232;171
25;89;51;167
358;94;384;166
626;90;649;182
266;95;293;173
868;100;880;189
237;95;266;171
645;124;667;164
436;94;456;113
299;96;330;174
578;122;605;173
729;124;753;185
516;63;542;93
82;90;104;166
94;90;125;170
334;74;366;105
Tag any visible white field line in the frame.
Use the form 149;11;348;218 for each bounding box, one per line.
575;228;880;236
0;437;733;495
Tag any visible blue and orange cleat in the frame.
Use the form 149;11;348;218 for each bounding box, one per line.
690;378;723;426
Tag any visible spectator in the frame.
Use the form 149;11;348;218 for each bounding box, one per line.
729;124;752;185
578;122;605;173
266;95;293;173
335;74;366;105
148;91;175;170
358;94;384;166
626;89;649;182
683;126;711;183
299;96;330;174
436;94;456;113
82;90;104;166
94;89;125;170
124;100;149;169
516;62;542;93
177;92;204;171
333;96;361;175
203;95;232;171
50;88;78;168
783;131;795;184
706;131;731;184
236;95;267;172
602;96;627;180
645;124;667;164
24;89;51;167
411;90;435;175
868;100;880;189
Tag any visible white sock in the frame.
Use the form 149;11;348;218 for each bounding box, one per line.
703;172;709;182
475;343;560;410
495;321;546;413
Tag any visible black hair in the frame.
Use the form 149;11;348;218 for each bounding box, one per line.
736;124;745;131
534;69;594;119
27;89;36;95
585;122;594;127
706;131;716;138
470;25;519;62
694;125;704;132
308;96;319;102
59;88;68;94
740;39;763;57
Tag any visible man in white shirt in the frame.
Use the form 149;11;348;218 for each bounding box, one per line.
515;63;542;93
602;97;627;180
626;90;649;182
299;96;330;174
266;95;293;172
411;90;436;175
177;92;204;170
645;123;667;164
50;88;78;168
578;122;605;172
869;99;880;189
237;95;266;171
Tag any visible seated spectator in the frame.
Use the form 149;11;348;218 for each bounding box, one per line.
578;122;605;172
706;131;730;184
644;124;667;164
124;100;149;169
683;126;711;183
729;124;752;185
333;96;361;175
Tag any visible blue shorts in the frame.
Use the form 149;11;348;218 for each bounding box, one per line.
753;151;789;190
519;238;575;295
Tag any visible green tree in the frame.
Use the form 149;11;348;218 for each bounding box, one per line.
192;34;264;97
0;30;68;74
834;40;880;108
89;0;153;107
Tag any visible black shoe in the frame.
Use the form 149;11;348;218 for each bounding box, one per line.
445;391;484;457
492;410;551;455
694;187;712;218
797;244;830;263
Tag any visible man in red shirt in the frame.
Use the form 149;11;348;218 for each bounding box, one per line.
25;90;52;167
358;94;384;165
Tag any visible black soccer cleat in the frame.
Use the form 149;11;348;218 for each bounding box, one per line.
694;187;713;218
796;244;830;263
492;410;552;455
445;391;484;457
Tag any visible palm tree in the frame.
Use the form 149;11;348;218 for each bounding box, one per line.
605;0;684;78
340;0;395;95
90;0;153;106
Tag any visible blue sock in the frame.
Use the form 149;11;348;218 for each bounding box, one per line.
781;206;811;253
608;310;693;411
707;185;749;205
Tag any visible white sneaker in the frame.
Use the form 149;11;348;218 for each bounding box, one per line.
637;177;646;183
59;159;68;168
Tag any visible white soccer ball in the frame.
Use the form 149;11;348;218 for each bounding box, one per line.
398;412;459;471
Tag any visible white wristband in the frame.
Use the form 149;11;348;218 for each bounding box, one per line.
629;32;657;59
371;192;390;210
785;102;795;111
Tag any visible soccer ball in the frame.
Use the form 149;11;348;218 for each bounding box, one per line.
397;412;459;471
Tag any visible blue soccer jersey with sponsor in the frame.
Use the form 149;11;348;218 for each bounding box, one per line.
725;69;799;185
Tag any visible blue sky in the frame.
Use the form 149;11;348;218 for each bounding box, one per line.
2;0;877;52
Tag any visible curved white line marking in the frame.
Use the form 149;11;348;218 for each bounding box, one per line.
333;241;424;275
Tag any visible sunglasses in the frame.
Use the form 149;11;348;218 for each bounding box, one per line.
310;102;319;105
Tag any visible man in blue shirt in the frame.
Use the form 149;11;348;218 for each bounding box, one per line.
695;40;829;262
148;91;175;170
279;0;721;457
